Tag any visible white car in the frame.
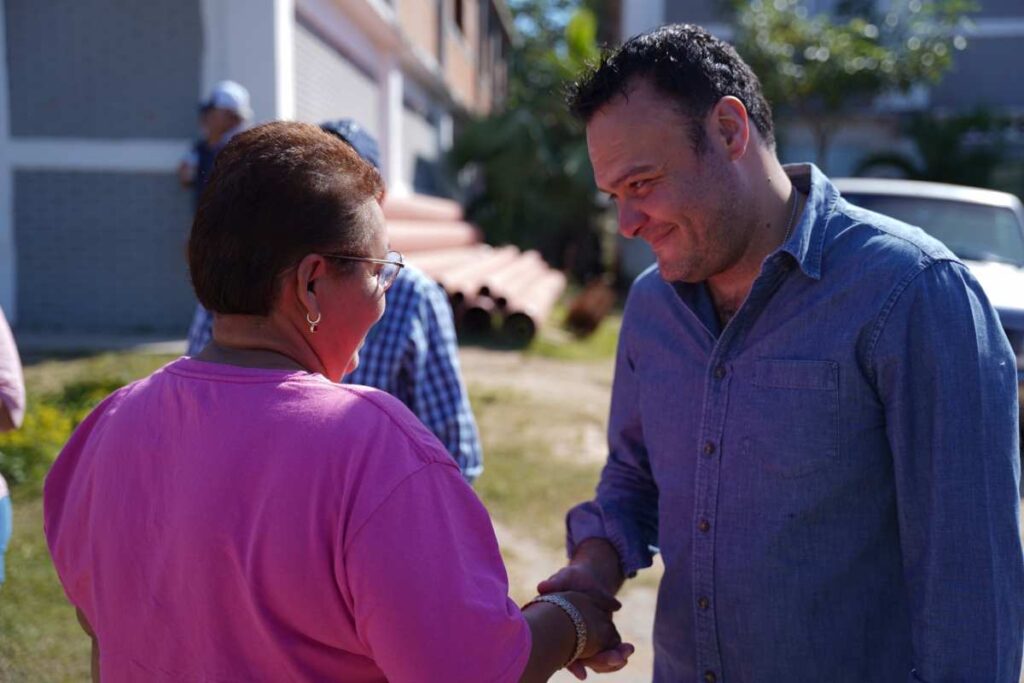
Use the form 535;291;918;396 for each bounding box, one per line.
835;178;1024;436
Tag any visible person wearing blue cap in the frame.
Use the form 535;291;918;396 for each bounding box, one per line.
186;119;483;483
178;80;253;205
181;81;254;360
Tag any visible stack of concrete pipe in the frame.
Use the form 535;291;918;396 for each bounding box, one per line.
382;194;566;342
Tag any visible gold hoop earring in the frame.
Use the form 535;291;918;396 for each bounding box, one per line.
306;311;321;333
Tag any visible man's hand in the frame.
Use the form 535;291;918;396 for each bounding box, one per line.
539;539;629;679
538;537;624;601
566;643;635;680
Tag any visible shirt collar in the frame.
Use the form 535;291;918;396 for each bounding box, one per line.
778;163;840;281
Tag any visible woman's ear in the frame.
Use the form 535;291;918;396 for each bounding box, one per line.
294;253;327;317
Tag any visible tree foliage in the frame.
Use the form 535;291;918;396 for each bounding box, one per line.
729;0;976;169
449;1;604;278
855;110;1009;187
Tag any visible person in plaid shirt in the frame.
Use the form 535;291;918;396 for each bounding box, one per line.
187;119;482;482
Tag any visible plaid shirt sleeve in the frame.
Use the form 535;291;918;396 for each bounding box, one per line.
346;267;483;483
409;274;483;482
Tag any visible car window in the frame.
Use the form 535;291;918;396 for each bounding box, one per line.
844;194;1024;266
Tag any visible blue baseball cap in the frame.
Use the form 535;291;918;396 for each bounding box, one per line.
319;119;381;171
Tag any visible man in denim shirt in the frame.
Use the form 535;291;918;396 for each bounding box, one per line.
539;24;1023;682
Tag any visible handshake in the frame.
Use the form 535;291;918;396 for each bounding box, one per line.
526;538;635;680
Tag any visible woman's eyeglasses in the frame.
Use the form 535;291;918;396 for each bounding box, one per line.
322;250;405;291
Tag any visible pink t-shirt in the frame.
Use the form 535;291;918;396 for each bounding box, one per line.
45;358;529;682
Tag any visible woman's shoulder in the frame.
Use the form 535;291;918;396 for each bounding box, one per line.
329;384;455;468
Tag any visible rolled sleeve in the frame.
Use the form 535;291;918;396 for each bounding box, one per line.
872;259;1024;681
567;317;658;577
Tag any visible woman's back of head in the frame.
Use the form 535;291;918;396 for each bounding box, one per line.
188;121;385;316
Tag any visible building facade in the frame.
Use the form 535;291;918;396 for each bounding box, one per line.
0;0;511;333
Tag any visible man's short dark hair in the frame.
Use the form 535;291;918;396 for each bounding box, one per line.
567;23;775;152
189;121;384;315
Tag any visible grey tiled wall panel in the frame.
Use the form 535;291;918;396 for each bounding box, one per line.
15;171;195;333
293;18;380;135
931;36;1024;110
6;0;202;138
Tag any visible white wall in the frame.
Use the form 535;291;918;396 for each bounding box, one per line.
200;0;295;121
293;17;380;134
296;0;415;196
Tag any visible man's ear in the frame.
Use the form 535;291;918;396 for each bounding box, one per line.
712;96;750;161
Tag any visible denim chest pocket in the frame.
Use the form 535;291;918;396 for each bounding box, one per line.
742;359;839;478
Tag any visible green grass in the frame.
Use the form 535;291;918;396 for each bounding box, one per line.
22;353;179;397
0;496;90;682
470;385;603;548
527;307;622;362
0;352;177;679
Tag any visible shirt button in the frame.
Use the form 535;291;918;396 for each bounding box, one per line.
704;671;717;683
698;596;710;610
713;364;726;379
703;441;716;456
698;518;711;533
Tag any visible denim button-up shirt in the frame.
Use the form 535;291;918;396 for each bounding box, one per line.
568;165;1024;682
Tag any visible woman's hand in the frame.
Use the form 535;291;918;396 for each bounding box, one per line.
558;591;634;680
558;590;622;660
519;589;633;682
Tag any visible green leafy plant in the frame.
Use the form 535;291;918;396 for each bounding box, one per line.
854;110;1009;188
729;0;976;170
449;2;605;280
0;404;74;491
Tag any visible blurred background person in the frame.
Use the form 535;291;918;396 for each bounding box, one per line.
186;118;484;482
0;305;26;587
181;80;253;354
45;122;628;682
177;80;253;202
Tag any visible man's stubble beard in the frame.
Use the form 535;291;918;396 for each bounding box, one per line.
658;172;750;285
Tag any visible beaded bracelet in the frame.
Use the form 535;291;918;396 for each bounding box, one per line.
525;594;588;667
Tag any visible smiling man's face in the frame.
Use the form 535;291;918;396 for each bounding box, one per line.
587;78;752;284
